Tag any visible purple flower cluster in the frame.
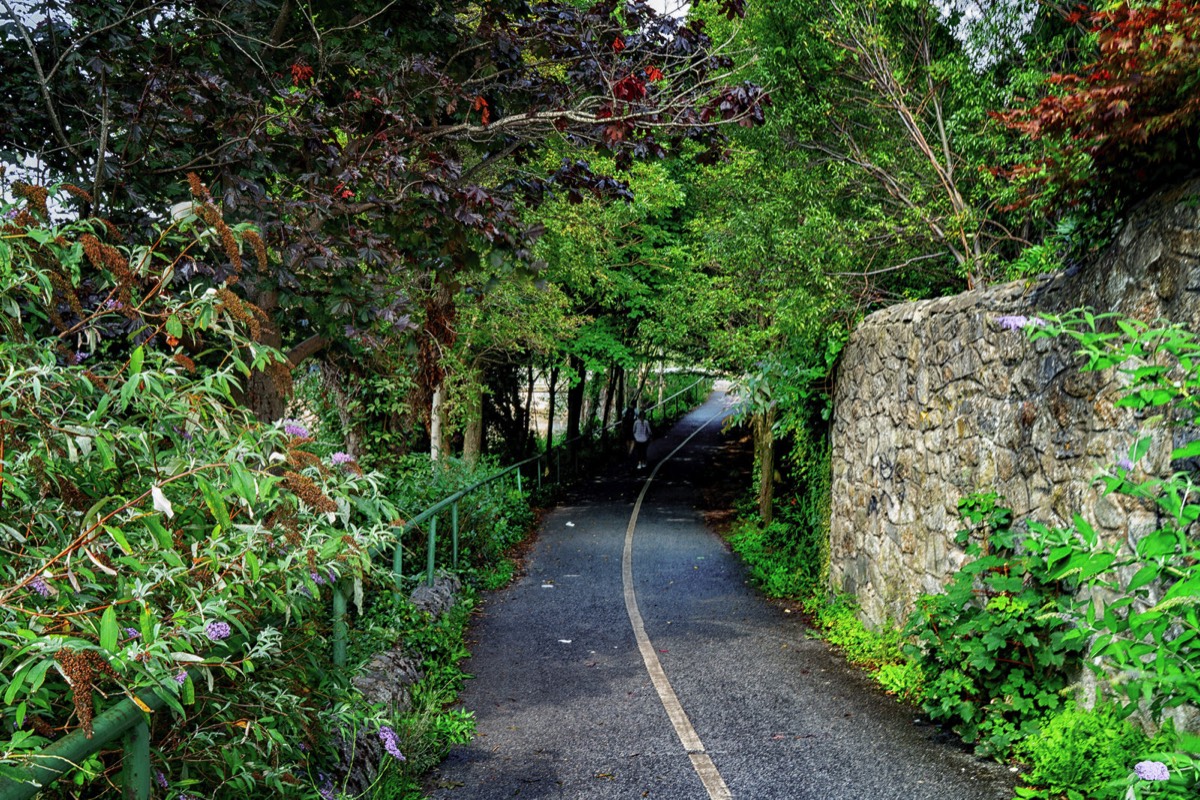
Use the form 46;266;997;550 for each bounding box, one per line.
155;771;169;790
71;351;89;365
378;726;405;761
28;576;52;598
283;421;309;438
204;621;232;641
331;452;354;465
1134;761;1169;781
317;773;337;800
1117;457;1134;471
174;671;188;685
124;627;140;640
996;314;1048;331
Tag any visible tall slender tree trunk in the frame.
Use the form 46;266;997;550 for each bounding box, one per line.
600;364;617;440
243;287;290;421
580;369;594;435
523;364;536;457
461;368;484;465
754;404;777;525
565;355;585;444
430;383;447;462
615;365;625;414
545;365;559;453
319;360;363;458
633;362;650;407
422;278;458;462
657;354;666;407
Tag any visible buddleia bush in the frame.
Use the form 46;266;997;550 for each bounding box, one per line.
0;183;405;797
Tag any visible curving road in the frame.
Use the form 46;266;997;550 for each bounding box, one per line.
428;386;1015;799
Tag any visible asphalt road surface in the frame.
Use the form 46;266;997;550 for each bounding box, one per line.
428;387;1015;800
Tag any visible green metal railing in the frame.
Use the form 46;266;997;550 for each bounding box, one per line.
0;376;712;800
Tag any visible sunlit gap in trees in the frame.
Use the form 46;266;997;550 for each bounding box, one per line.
648;0;689;20
936;0;1037;69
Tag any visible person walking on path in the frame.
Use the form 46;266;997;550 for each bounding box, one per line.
621;402;637;457
633;408;652;469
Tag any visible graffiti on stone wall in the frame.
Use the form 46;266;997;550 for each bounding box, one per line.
868;449;906;517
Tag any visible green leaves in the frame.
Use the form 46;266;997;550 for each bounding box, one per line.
99;607;119;653
0;195;415;797
904;493;1083;758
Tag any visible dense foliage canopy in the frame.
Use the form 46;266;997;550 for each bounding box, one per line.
3;0;1200;796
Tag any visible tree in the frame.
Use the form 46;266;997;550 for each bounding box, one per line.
994;0;1200;204
0;0;768;446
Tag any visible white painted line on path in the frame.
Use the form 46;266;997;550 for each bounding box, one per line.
622;405;733;800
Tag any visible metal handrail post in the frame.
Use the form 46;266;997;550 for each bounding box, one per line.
452;502;459;570
426;515;437;586
333;583;348;668
0;685;167;800
122;719;150;800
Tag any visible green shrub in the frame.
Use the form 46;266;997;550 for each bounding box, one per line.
805;594;908;671
728;519;821;598
0;187;443;798
904;493;1083;758
1016;702;1151;800
875;660;926;705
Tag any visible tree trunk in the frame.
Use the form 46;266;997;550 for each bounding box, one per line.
242;287;289;422
615;365;625;413
462;380;484;466
657;356;665;407
430;383;446;461
545;365;559;453
565;355;585;444
633;362;651;408
754;405;777;526
523;364;536;457
581;369;602;437
599;364;617;440
421;278;458;462
319;360;363;458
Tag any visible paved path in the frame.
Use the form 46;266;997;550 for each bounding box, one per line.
428;388;1015;799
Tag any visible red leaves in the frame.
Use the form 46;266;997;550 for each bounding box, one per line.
613;74;647;102
290;63;313;86
612;36;625;52
472;95;490;126
645;65;664;83
996;1;1200;193
333;182;353;200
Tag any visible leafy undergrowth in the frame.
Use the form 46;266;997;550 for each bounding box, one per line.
333;589;478;800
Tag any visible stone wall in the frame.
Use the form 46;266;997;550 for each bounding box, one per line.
830;178;1200;629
